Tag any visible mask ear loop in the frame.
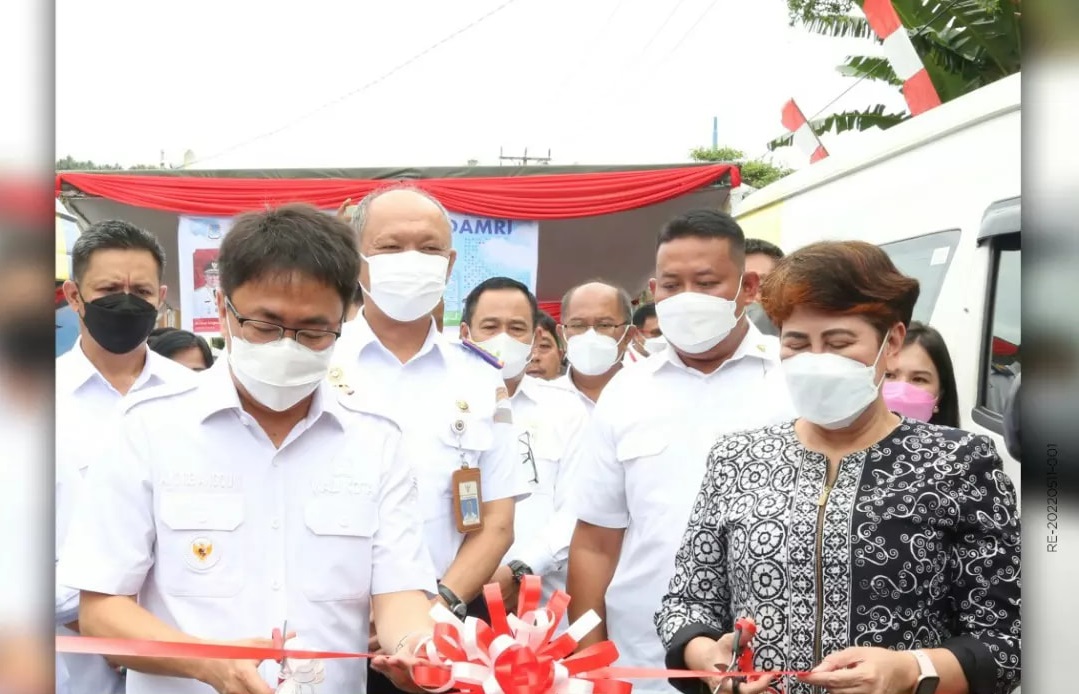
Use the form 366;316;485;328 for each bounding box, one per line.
870;331;892;389
732;274;748;323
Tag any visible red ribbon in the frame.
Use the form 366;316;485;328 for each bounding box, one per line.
56;577;813;692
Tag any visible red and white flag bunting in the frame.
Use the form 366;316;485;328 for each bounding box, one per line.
862;0;942;115
781;99;829;163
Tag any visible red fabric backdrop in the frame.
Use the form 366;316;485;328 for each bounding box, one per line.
56;164;739;220
537;301;560;323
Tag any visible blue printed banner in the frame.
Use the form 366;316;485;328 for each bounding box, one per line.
176;212;538;334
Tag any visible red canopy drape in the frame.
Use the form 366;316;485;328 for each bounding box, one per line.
537;301;561;323
56;164;739;220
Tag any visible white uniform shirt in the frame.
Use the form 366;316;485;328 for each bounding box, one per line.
55;339;195;694
191;286;218;321
552;371;597;415
505;376;590;600
332;314;531;577
570;323;795;692
57;359;436;694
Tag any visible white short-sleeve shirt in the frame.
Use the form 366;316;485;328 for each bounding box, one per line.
505;376;590;599
331;314;531;577
552;371;597;415
569;323;795;691
55;339;196;694
57;359;437;694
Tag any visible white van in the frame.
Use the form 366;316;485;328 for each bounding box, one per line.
735;73;1021;491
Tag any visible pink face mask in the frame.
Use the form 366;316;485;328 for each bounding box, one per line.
883;380;937;422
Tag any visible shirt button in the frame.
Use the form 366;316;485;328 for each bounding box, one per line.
272;459;280;467
339;518;350;528
271;519;280;529
271;580;281;590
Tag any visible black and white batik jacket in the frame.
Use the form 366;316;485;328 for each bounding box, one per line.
654;418;1021;694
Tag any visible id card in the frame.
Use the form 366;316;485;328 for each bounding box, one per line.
451;467;483;533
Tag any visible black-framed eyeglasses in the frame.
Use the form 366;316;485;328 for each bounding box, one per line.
225;298;341;352
518;431;538;484
561;321;629;339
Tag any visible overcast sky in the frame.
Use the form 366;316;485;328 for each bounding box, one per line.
55;0;907;171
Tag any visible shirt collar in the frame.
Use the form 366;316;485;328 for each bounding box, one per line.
658;320;780;375
512;375;543;404
57;336;181;396
197;356;345;430
345;309;448;364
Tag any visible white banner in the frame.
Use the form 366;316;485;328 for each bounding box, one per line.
176;212;538;334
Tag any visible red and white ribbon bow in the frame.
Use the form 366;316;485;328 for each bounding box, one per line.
410;576;630;694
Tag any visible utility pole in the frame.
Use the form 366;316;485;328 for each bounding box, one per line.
498;146;552;166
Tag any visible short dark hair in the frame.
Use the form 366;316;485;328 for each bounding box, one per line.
632;302;657;328
71;219;166;283
657;209;746;264
904;321;960;428
535;310;562;350
149;329;213;369
561;280;633;324
761;240;920;338
461;276;538;327
745;238;784;260
149;326;178;337
218;204;360;310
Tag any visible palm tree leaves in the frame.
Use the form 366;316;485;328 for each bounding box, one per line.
768;105;908;150
770;0;1020;156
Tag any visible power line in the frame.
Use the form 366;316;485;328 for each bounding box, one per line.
663;0;718;61
182;0;524;169
635;0;691;60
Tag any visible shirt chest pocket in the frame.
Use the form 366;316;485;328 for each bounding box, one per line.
527;428;564;493
301;499;379;602
157;492;245;598
616;427;673;508
423;418;495;520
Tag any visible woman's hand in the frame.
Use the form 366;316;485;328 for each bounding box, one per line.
370;632;431;694
798;646;918;694
683;635;772;694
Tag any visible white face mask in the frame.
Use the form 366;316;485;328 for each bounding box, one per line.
566;328;622;377
782;337;889;430
227;329;335;412
643;335;668;355
655;283;744;355
360;251;448;323
475;332;533;381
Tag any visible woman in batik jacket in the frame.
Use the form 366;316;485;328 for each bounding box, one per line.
654;241;1020;694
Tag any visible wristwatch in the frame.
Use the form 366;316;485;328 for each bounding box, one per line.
507;559;533;584
911;650;940;694
437;583;467;620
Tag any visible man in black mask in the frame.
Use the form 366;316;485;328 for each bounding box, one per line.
55;219;194;694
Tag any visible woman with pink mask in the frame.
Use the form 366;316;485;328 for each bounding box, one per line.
883;321;959;426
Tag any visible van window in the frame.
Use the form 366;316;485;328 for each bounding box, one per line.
879;229;962;324
980;233;1021;414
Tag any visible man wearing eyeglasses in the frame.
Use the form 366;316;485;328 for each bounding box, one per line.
458;277;590;607
58;205;439;694
554;281;637;412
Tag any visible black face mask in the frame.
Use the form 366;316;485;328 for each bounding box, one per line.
80;292;160;355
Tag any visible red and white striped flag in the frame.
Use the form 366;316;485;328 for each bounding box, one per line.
781;99;829;163
862;0;942;115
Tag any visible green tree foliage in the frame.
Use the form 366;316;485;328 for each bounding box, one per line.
690;146;794;191
56;156;123;171
56;156;162;171
772;0;1020;149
